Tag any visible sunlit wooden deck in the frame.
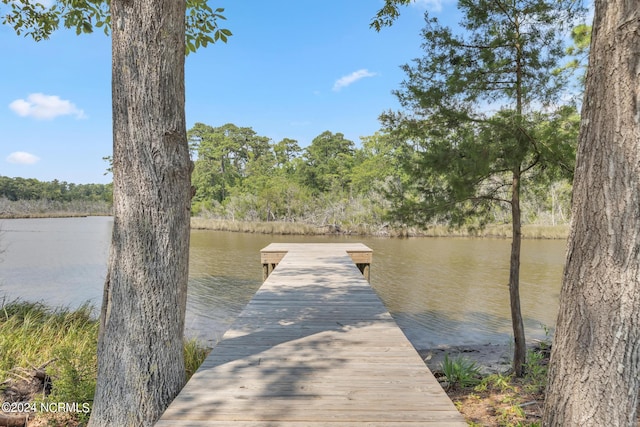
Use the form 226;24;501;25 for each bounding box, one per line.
157;243;466;426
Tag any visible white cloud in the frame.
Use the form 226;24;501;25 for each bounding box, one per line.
412;0;452;12
9;93;86;120
6;151;40;165
332;69;377;92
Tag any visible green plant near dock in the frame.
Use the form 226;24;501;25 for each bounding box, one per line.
0;300;210;425
440;354;482;389
184;337;210;379
446;343;554;426
0;301;98;385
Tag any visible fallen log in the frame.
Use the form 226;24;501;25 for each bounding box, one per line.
0;413;28;427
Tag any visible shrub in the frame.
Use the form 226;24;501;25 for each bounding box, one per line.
441;354;482;389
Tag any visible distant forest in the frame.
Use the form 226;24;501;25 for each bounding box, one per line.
185;123;572;234
0;120;573;229
0;176;112;217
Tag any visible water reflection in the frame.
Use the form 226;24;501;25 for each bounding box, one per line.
0;218;566;349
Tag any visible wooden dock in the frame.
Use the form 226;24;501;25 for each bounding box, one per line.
157;243;466;426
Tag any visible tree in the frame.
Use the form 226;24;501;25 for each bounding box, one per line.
91;2;193;425
301;131;355;193
543;1;640;425
369;0;413;31
189;123;273;204
559;23;592;89
2;1;230;425
350;132;406;195
273;138;302;171
379;1;583;375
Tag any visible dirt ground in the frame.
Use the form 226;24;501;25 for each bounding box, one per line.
419;344;545;426
419;344;640;427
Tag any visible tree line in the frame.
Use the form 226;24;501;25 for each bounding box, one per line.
188;123;574;233
0;176;112;217
0;176;112;203
2;125;572;232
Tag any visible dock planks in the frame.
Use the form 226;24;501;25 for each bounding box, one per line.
157;244;466;426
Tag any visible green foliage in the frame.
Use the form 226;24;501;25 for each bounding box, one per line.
522;348;547;393
567;24;591;56
0;301;98;424
369;0;413;31
300;131;355;193
187;121;573;232
0;301;209;423
183;338;210;381
1;0;231;55
475;372;515;393
441;354;482;389
558;24;592;88
0;175;112;203
185;2;231;54
189;123;273;204
350;132;408;195
43;345;96;423
382;0;584;229
1;0;109;40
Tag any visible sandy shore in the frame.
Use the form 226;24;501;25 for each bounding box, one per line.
418;344;513;375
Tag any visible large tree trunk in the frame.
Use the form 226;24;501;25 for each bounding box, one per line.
543;1;640;425
509;168;526;377
89;1;191;426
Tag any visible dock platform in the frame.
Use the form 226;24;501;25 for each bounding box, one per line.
157;243;466;426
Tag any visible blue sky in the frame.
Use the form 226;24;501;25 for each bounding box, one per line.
1;1;452;184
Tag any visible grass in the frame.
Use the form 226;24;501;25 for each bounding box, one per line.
0;301;98;385
443;344;552;426
422;224;569;239
191;217;570;239
184;337;210;380
191;218;325;235
0;300;210;426
440;354;482;389
0;199;112;219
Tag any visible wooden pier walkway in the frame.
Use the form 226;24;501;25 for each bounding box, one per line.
157;243;466;426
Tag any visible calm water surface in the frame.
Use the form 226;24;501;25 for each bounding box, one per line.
0;217;565;348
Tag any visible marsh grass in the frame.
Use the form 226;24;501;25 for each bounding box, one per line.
0;300;210;425
184;338;210;380
191;217;569;239
191;218;327;235
423;224;569;239
0;199;112;219
0;300;98;384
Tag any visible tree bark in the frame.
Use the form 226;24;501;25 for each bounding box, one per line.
509;168;526;377
89;1;191;426
543;1;640;425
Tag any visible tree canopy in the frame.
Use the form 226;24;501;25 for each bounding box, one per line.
1;0;231;53
380;0;584;375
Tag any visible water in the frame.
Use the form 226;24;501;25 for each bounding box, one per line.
0;217;566;349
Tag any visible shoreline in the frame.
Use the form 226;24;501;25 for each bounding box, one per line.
417;341;556;377
0;214;569;239
190;218;569;239
417;341;554;377
418;344;514;376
